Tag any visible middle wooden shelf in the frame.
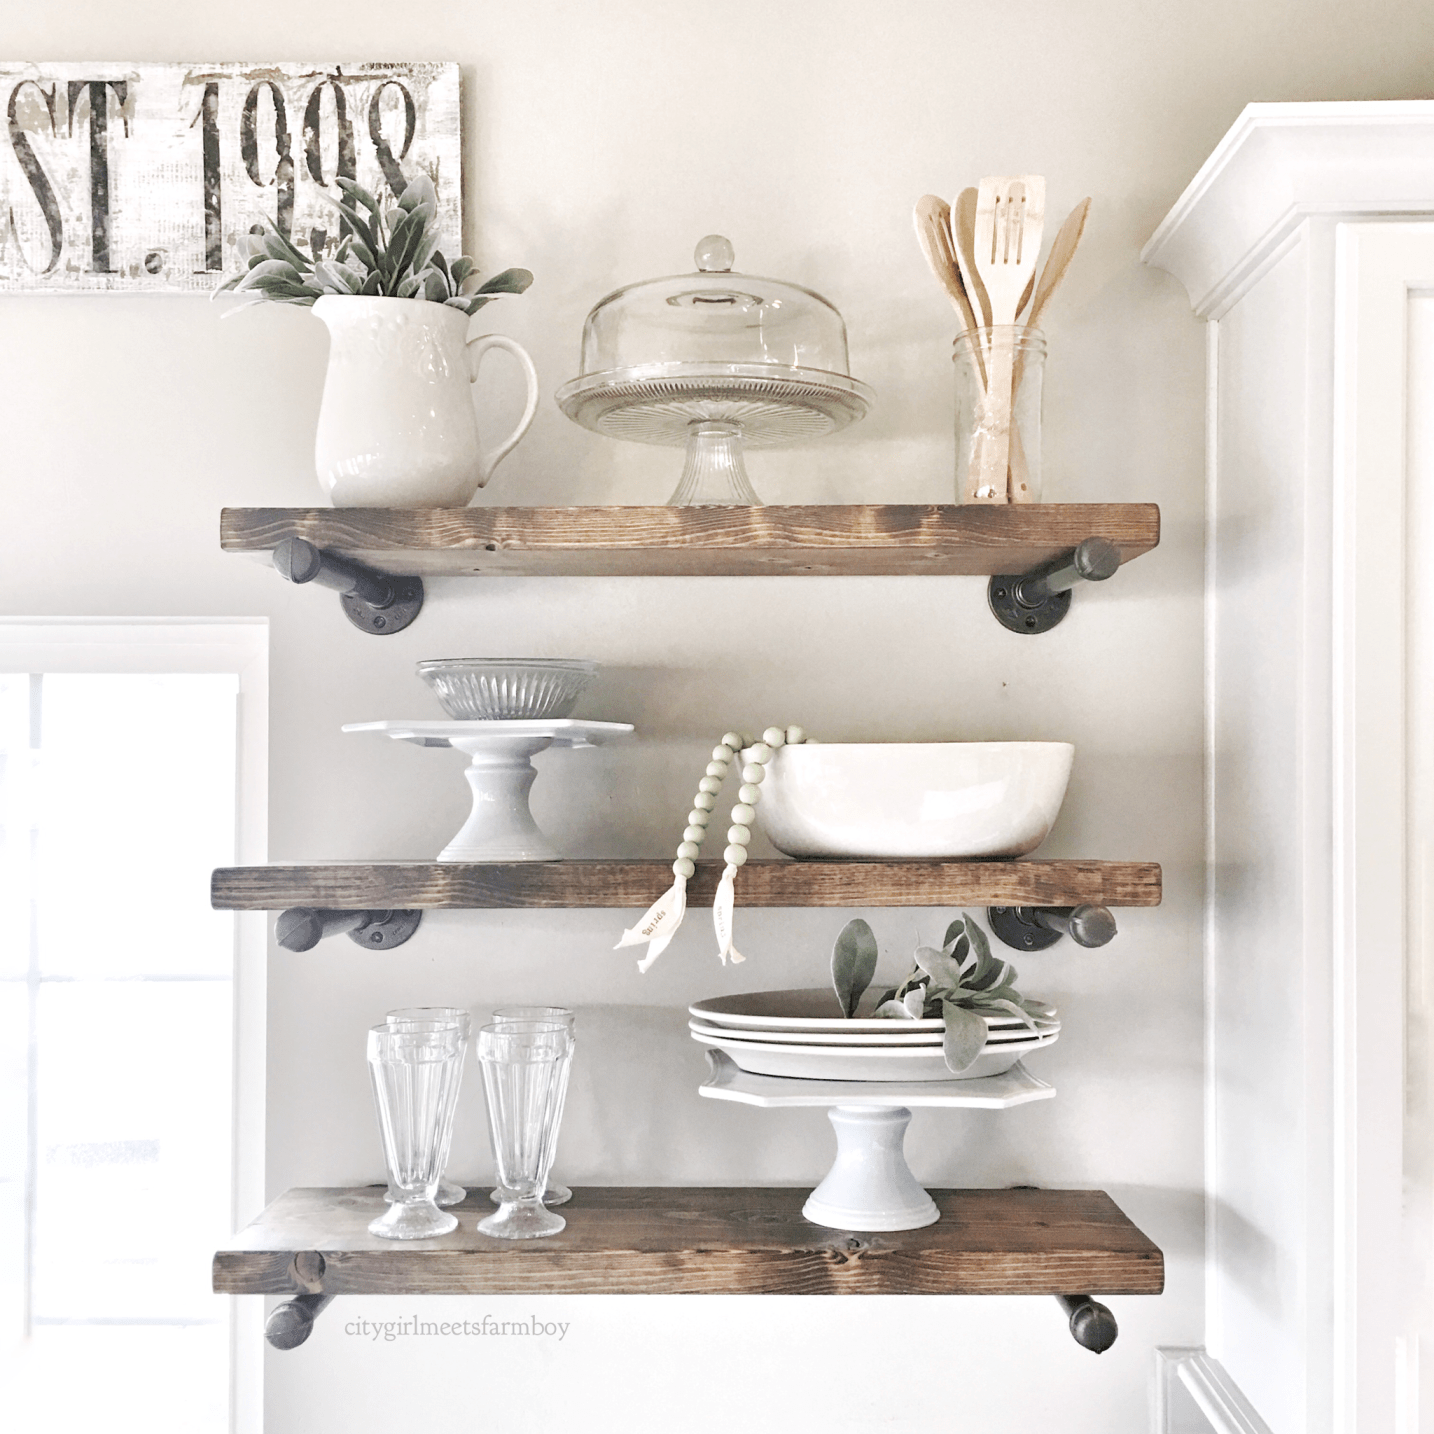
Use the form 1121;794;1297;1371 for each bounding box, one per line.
210;858;1162;912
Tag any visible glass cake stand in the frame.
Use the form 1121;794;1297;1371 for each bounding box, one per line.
556;236;874;505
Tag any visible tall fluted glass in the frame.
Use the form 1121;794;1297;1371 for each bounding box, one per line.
384;1007;471;1206
489;1008;576;1207
477;1024;570;1240
366;1025;462;1239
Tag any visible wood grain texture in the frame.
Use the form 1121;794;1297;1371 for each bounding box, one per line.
212;1186;1164;1297
210;859;1163;911
219;504;1161;577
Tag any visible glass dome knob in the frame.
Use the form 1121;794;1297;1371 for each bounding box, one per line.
694;235;735;273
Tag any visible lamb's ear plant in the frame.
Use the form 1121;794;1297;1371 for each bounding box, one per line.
831;918;879;1019
216;171;532;313
830;912;1056;1075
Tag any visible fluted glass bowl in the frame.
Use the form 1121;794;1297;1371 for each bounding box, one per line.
417;660;599;721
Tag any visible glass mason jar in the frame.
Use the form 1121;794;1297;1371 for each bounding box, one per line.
952;326;1046;503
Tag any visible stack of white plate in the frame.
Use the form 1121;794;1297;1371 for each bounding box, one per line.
689;988;1060;1083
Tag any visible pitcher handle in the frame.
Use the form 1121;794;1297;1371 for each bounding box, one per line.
464;333;540;488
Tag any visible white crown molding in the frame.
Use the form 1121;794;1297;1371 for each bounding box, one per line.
1141;102;1434;317
1157;1349;1275;1434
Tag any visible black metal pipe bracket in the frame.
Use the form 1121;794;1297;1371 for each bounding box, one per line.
1057;1293;1119;1353
988;536;1122;634
276;907;423;952
987;904;1118;952
273;535;424;636
265;1251;335;1350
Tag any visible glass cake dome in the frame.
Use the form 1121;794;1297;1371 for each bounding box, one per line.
556;236;873;505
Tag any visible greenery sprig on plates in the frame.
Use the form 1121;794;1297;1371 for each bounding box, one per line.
831;914;1056;1074
217;171;532;312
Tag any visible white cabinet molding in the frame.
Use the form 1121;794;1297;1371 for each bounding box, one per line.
1158;1348;1276;1434
1142;102;1434;318
1146;103;1434;1434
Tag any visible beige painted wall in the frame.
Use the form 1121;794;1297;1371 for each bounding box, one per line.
3;2;1433;1430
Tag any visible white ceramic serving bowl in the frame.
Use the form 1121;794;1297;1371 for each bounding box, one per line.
748;742;1075;859
689;1027;1059;1082
416;659;599;721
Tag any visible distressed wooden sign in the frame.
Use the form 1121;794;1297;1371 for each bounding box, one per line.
0;61;461;292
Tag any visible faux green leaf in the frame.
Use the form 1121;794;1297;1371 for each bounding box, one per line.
982;996;1037;1029
832;918;879;1019
941;1001;988;1074
914;944;963;990
235;259;304;291
397;173;436;214
477;267;534;295
217;169;530;314
262;229;311;270
335;176;382;219
875;998;914;1019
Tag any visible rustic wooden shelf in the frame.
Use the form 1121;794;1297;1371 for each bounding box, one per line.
220;503;1161;578
213;1185;1164;1299
210;858;1162;912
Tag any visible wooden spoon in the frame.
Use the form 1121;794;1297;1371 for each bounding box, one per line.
951;187;991;328
1023;196;1090;329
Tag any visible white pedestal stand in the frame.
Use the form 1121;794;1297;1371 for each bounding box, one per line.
343;719;634;862
699;1050;1055;1232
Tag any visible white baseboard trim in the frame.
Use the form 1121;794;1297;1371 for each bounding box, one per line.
1156;1348;1274;1434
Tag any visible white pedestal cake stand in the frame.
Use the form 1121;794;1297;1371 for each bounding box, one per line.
343;719;634;862
700;1049;1055;1232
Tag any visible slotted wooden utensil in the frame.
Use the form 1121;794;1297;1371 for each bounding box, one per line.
966;175;1045;502
913;195;986;387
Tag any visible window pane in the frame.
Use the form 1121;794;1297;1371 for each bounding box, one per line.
0;671;239;1434
36;673;237;980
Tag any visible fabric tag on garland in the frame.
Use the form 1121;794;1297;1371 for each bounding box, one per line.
713;869;744;965
614;878;687;974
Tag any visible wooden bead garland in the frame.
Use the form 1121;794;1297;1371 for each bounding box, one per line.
613;723;811;972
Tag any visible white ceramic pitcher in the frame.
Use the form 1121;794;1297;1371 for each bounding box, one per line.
313;296;540;507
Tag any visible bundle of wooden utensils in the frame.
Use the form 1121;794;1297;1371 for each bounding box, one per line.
914;177;1090;504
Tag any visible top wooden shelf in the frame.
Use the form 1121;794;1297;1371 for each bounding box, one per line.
220;503;1161;578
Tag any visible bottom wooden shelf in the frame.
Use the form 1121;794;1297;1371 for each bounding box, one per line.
213;1184;1164;1298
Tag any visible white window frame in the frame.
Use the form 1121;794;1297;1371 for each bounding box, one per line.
0;618;267;1434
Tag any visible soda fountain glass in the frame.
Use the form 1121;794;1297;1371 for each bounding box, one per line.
366;1024;462;1240
489;1008;576;1206
385;1008;471;1206
477;1024;571;1240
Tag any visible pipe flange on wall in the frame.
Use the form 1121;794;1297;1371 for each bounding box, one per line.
988;536;1122;634
273;536;424;636
988;904;1118;951
275;907;424;952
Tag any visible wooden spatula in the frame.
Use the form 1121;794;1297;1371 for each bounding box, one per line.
967;176;1045;502
1023;196;1090;328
